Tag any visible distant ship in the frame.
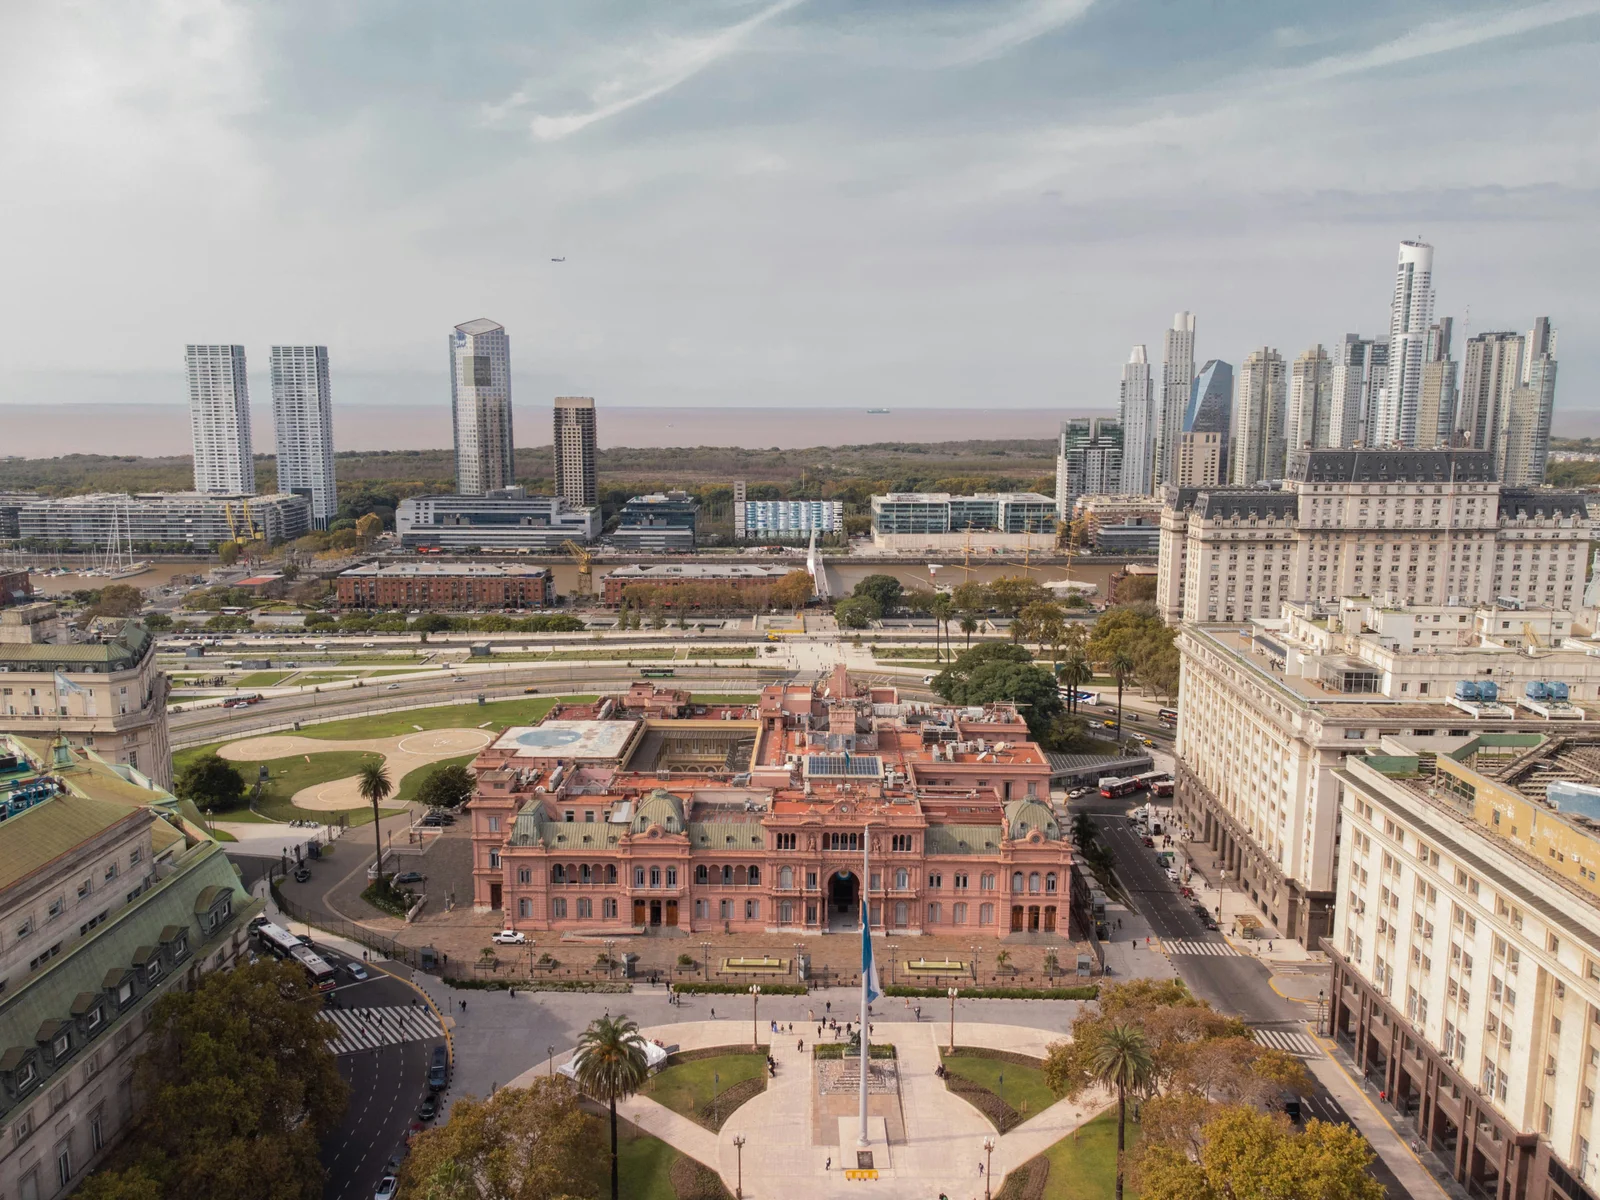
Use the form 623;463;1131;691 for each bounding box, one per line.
866;408;890;414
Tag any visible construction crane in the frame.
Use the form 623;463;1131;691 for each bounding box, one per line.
223;502;241;542
239;499;262;541
562;539;594;596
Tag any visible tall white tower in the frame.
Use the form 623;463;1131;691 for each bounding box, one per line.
1117;346;1155;496
450;319;514;495
185;344;255;495
270;346;337;529
1154;312;1196;487
1372;241;1434;446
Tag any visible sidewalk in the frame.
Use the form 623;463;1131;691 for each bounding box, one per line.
1311;1033;1455;1200
1098;900;1181;982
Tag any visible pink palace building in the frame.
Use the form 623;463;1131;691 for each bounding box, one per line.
467;670;1084;939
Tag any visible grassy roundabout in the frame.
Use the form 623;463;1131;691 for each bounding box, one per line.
996;1109;1142;1200
288;695;574;741
640;1048;767;1132
940;1047;1060;1131
174;742;410;827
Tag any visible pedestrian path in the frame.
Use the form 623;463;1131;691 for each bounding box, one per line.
1162;938;1239;957
1252;1028;1322;1058
319;1004;444;1055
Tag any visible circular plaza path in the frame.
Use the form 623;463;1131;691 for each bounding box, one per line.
217;729;493;811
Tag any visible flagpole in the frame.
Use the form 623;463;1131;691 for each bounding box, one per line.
859;823;871;1146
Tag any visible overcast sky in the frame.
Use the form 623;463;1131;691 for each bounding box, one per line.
2;0;1597;412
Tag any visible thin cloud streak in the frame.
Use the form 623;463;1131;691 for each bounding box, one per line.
490;0;808;141
942;0;1095;66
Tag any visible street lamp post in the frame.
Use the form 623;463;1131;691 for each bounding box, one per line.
702;941;711;982
794;941;803;981
547;1044;555;1076
983;1136;995;1200
947;987;959;1053
750;984;761;1050
1317;989;1326;1038
732;1134;746;1198
605;938;616;981
714;1071;721;1126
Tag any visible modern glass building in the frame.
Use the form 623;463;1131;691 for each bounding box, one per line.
450;318;515;495
872;493;1056;536
270;345;337;529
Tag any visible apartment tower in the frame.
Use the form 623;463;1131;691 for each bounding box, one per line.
1459;331;1525;462
1231;347;1288;486
269;345;337;529
1118;346;1156;496
553;395;598;509
1178;360;1233;486
185;344;254;495
1328;335;1387;448
1055;418;1123;516
1154;312;1196;488
1500;318;1558;486
1415;318;1458;449
450;319;514;495
1372;240;1435;446
1287;345;1332;452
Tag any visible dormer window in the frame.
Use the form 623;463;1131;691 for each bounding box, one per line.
52;1032;69;1058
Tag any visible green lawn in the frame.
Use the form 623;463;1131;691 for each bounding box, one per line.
293;695;577;740
610;1118;734;1200
175;745;406;826
236;671;293;687
640;1051;766;1128
394;753;475;806
942;1049;1060;1125
1022;1108;1141;1200
300;672;361;683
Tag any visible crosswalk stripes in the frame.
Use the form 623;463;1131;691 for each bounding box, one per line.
1252;1029;1323;1058
1161;939;1240;957
318;1005;444;1056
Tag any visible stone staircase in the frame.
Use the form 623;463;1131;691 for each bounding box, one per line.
818;1057;900;1096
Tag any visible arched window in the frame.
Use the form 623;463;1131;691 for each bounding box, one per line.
953;902;967;925
748;865;760;886
551;864;565;884
696;864;708;884
606;864;617;884
1011;871;1024;894
580;864;592;884
1029;872;1041;894
721;865;733;885
927;902;942;924
895;868;909;891
1045;872;1057;894
779;900;794;925
894;901;909;927
979;903;995;926
735;865;748;886
567;864;578;885
518;898;532;918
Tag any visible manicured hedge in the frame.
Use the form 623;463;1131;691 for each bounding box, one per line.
884;984;1098;1000
673;982;807;996
449;977;632;993
946;1046;1048;1069
813;1042;896;1060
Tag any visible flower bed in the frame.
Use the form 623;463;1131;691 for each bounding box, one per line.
672;981;807;996
884;984;1097;1000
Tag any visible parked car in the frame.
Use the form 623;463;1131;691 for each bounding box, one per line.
419;814;444;827
394;871;424;885
1141;837;1155;849
492;929;527;945
375;1175;398;1200
293;867;312;883
428;1045;449;1091
418;1096;438;1121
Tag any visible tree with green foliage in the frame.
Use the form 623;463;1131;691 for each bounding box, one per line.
411;613;454;633
1092;1025;1156;1200
959;613;978;648
399;1077;601;1200
853;573;904;614
1110;650;1135;742
86;583;145;618
1136;1104;1384;1200
417;763;475;810
141;612;173;632
932;641;1061;740
1058;649;1092;713
358;761;393;880
930;592;954;662
173;753;247;812
76;959;348;1200
834;595;879;629
574;1015;651;1200
985;575;1051;617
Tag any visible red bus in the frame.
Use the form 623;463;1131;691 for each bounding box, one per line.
1099;776;1143;798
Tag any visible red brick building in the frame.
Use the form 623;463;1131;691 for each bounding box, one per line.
337;562;554;610
469;668;1077;940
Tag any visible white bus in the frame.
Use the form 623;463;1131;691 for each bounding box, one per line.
253;920;336;992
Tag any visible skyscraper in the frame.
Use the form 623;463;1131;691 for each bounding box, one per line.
450;319;514;496
1154;312;1196;488
1371;240;1435;446
1055;418;1122;516
553;396;598;509
1231;348;1287;485
1500;318;1557;486
185;344;254;495
1328;335;1387;448
1458;330;1525;460
1117;346;1155;496
1414;318;1458;449
1286;345;1332;451
1180;359;1233;485
270;345;337;529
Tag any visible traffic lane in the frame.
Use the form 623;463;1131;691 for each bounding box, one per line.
1092;813;1211;941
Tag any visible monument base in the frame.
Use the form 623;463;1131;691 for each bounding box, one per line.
836;1116;892;1169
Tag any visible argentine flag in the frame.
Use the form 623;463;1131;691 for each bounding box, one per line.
862;917;881;1004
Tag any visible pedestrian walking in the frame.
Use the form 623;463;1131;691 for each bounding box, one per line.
914;1006;922;1021
978;1162;985;1177
798;1038;804;1053
826;1000;831;1014
711;1007;716;1019
825;1157;831;1172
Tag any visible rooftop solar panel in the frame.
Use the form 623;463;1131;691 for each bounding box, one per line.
805;754;882;777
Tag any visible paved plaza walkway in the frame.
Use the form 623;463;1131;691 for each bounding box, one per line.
513;1018;1106;1199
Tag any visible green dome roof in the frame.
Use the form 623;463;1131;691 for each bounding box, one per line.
634;789;686;834
1004;798;1058;840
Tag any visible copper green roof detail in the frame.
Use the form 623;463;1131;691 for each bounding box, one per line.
0;620;153;672
687;821;764;848
924;824;1002;855
633;789;687;834
0;794;149;892
1003;798;1059;840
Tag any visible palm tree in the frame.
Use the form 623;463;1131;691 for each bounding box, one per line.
960;614;978;649
1071;812;1098;853
930;593;955;662
1059;651;1092;715
1090;1024;1155;1200
1109;652;1135;743
575;1014;651;1200
357;761;393;882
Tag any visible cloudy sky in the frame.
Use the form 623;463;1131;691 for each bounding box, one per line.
1;0;1597;414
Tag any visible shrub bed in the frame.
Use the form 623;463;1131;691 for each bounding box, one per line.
947;1046;1047;1070
994;1154;1050;1200
448;977;632;993
812;1042;896;1060
661;1045;758;1068
359;879;416;918
697;1077;764;1131
673;982;807;996
884;984;1097;1000
945;1072;1023;1132
669;1154;734;1200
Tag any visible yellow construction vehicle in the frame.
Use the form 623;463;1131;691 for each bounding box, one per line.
562;539;594;596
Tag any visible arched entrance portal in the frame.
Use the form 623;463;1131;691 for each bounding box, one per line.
828;871;859;931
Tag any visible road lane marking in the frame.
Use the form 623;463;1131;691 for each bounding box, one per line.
320;1005;444;1055
1252;1029;1323;1058
1161;939;1240;956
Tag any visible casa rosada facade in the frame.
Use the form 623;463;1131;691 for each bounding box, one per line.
467;672;1081;938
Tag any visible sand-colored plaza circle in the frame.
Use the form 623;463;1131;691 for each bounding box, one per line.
217;729;493;812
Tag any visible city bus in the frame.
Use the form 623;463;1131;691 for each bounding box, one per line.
1157;707;1179;727
639;667;675;678
253;920;337;992
1098;776;1144;799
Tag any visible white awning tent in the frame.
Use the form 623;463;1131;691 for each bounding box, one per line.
556;1038;669;1080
